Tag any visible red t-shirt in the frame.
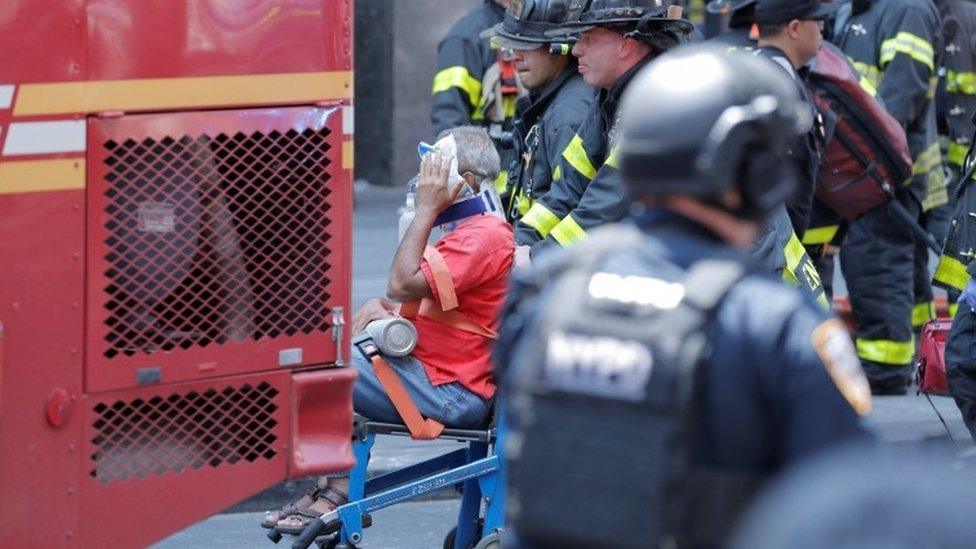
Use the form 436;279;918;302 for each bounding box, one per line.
413;214;514;400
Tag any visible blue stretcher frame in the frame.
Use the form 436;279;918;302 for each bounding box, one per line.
283;415;507;549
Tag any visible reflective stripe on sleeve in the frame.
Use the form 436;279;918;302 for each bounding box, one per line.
550;214;588;247
855;337;915;366
950;303;960;317
552;164;562;182
879;32;935;71
850;59;882;92
432;66;483;108
520;202;560;237
911;301;935;328
494;170;509;195
801;225;840;246
933;254;970;291
561;134;597;180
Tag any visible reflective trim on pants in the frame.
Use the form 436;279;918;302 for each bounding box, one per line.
855;337;915;366
550;214;587;247
934;254;970;291
431;66;482;108
520;202;560;237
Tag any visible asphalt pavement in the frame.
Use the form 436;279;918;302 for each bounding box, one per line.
154;182;974;548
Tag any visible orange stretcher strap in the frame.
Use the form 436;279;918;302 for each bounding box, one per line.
370;354;444;440
399;299;498;340
423;246;458;311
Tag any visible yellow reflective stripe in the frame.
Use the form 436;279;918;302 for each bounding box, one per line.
604;146;620;169
948;141;970;168
432;66;482;108
950;303;960;317
802;225;840;246
911;301;935;327
934;254;970;291
855;337;915;365
850;59;882;91
550;214;588;247
517;194;533;216
879;32;935;71
520;202;560;237
783;232;807;278
913;142;942;175
816;292;830;309
552;164;562;182
503;95;517;118
494;170;509;195
947;70;976;95
561;134;597;180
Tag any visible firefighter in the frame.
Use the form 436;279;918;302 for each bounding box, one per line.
937;0;976;222
480;0;596;255
830;0;945;394
431;0;519;185
928;0;976;322
496;46;870;548
512;0;692;255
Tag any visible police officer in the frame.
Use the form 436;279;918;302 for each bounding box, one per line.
496;46;870;548
431;0;519;183
937;0;976;206
831;0;945;393
513;0;692;252
706;0;759;50
480;0;596;249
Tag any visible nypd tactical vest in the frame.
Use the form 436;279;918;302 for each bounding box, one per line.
505;226;758;548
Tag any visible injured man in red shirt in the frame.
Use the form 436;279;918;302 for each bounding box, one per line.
264;126;515;534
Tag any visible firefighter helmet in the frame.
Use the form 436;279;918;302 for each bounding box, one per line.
617;45;811;220
553;0;694;47
481;0;577;50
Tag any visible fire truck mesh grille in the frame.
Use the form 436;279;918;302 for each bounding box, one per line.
90;382;280;483
100;128;333;358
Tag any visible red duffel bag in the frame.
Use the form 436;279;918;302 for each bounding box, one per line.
917;318;953;395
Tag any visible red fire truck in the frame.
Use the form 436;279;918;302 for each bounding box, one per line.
0;2;356;546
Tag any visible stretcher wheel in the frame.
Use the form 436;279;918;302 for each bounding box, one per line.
443;527;456;549
473;531;500;549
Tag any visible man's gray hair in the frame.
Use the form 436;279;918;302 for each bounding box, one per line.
436;126;500;186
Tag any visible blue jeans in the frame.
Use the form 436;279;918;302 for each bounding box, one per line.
351;348;490;429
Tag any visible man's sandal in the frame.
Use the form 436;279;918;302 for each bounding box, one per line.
275;486;349;536
260;483;326;529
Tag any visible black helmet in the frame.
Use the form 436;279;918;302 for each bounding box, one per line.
705;0;756;14
553;0;695;48
481;0;577;50
617;45;812;220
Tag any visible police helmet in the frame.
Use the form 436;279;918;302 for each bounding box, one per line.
617;46;812;220
481;0;576;52
553;0;694;49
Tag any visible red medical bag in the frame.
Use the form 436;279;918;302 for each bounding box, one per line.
917;319;953;395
